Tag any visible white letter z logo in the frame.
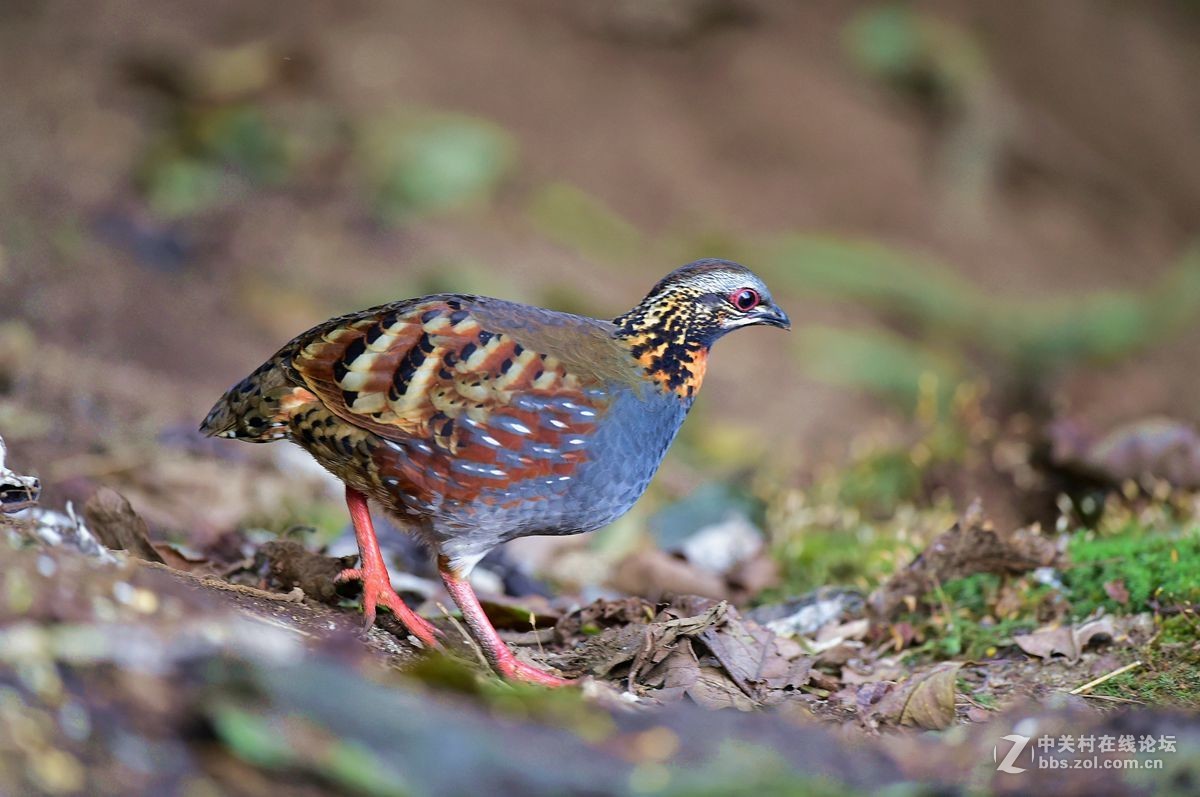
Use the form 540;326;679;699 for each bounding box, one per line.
994;734;1030;774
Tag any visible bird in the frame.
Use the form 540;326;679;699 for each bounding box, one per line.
201;259;790;685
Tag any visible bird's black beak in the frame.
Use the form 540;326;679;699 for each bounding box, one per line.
750;303;791;330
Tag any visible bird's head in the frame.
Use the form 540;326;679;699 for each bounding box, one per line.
615;259;790;344
613;259;790;397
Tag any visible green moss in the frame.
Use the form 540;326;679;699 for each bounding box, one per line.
935;572;998;615
772;525;913;597
908;609;1037;661
1092;616;1200;709
898;573;1057;661
1159;613;1200;644
1063;524;1200;616
835;448;924;517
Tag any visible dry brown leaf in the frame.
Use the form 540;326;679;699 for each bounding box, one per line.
255;540;355;604
647;639;701;702
816;618;870;644
610;548;728;601
855;681;894;715
697;607;773;696
869;503;1059;618
814;642;864;666
842;661;904;685
555;596;811;706
1103;579;1130;605
873;662;962;730
687;666;759;711
1013;618;1116;663
555;600;726;681
726;553;780;598
1013;625;1076;660
154;543;215;575
83;487;165;564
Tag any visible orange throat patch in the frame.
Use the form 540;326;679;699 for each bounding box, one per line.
631;338;709;400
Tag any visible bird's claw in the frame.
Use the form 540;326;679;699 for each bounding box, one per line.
336;566;440;648
495;655;574;687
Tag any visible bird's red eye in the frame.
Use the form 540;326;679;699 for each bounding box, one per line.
730;288;760;312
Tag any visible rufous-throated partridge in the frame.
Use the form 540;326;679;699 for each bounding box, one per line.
202;259;789;685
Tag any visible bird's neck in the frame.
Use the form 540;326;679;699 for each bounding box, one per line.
612;294;712;400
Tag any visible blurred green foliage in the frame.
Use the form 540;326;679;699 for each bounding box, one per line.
199;106;292;183
648;483;761;550
766;235;983;333
842;5;1002;215
139;105;291;218
123;42;1200;432
213;704;412;797
351;258;532;314
537;283;607;320
358;111;516;223
843;4;988;105
526;183;644;264
763;236;1200;414
914;573;1044;659
655;742;856;797
833;446;925;517
920;612;1037;661
405;259;520;302
512;171;1200;422
771;522;910;597
794;325;962;414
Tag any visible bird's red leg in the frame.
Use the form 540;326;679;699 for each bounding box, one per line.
335;486;440;648
437;556;572;687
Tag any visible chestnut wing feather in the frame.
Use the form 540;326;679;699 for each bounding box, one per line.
288;296;639;504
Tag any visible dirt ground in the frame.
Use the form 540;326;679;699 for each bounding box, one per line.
4;0;1200;482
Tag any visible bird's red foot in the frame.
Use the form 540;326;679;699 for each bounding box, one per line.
492;648;574;687
339;486;440;648
436;555;571;687
336;565;440;648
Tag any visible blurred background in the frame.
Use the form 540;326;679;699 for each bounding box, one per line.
3;0;1200;598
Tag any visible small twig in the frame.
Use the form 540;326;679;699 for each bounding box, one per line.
436;600;489;671
245;612;315;638
1070;660;1142;695
498;627;557;646
530;611;547;659
136;560;306;603
199;577;307;604
930;575;957;637
960;693;996;712
1078;693;1146;705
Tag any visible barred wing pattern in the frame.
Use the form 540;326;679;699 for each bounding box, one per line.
289;297;623;516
